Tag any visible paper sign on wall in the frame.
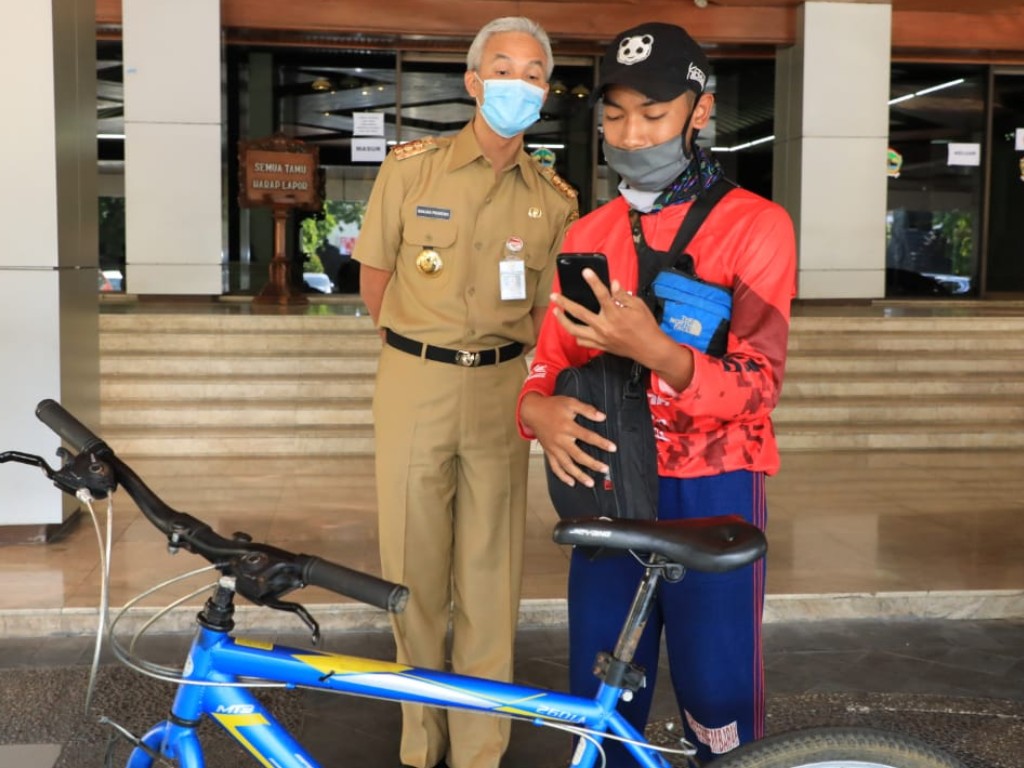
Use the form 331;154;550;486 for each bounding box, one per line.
353;112;385;137
1015;128;1024;151
947;143;981;167
352;137;387;163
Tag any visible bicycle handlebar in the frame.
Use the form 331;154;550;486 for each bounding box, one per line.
32;399;409;615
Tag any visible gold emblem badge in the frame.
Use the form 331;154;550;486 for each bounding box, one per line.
528;207;542;219
416;248;443;275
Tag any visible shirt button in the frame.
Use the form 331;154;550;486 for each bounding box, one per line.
467;286;476;296
485;197;492;204
474;242;482;250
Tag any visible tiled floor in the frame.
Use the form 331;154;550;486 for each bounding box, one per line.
2;447;1024;632
3;619;1024;766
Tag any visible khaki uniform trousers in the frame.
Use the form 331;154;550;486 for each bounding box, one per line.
373;344;530;768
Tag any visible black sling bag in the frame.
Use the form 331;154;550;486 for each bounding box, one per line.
545;178;734;521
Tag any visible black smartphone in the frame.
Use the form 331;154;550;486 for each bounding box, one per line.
557;253;610;322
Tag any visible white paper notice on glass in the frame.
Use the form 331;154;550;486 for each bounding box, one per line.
352;138;387;163
353;112;385;137
1015;128;1024;151
947;143;981;167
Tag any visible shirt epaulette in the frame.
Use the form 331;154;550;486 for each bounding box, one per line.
391;137;443;160
536;163;578;202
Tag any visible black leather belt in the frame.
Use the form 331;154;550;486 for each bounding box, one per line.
384;329;523;367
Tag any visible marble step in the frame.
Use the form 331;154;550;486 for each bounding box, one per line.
100;331;382;355
783;373;1024;398
787;331;1024;353
101;374;376;400
776;421;1024;451
101;352;380;376
99;398;373;428
99;312;1024;334
99;312;375;333
102;424;376;457
773;396;1024;424
99;391;1018;429
785;350;1024;375
788;314;1024;333
104;421;1024;457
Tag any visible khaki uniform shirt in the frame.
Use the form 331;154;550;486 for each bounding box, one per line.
353;122;579;349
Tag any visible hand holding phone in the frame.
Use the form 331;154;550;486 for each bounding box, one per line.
557;253;610;323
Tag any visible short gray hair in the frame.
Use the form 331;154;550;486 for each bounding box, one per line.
466;17;553;79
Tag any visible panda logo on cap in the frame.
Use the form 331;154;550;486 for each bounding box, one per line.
617;34;654;65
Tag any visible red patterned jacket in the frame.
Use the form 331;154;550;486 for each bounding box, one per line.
517;189;796;478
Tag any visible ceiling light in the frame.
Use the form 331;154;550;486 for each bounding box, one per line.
888;77;965;106
710;135;775;153
570;84;590;99
694;0;709;7
550;80;567;96
311;77;333;92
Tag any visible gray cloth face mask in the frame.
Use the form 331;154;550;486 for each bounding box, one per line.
603;135;690;192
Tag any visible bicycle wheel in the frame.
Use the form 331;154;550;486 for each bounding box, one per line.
707;726;966;768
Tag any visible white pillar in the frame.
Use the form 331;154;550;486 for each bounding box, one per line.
774;2;892;299
123;0;223;294
0;0;99;529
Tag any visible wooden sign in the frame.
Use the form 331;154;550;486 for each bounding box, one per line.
239;134;323;211
238;134;324;306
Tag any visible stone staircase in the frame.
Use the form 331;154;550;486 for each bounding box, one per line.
99;312;379;456
98;309;1024;456
778;314;1024;449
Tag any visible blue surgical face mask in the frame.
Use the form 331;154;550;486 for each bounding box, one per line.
476;76;545;138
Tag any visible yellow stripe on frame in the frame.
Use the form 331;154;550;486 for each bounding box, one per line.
294;653;412;675
211;713;274;768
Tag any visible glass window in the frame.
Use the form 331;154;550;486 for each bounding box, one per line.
885;65;986;298
985;70;1024;294
248;50;596;293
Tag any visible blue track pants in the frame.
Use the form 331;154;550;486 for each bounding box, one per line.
567;470;767;766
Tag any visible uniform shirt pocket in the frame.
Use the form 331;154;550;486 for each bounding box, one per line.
401;217;458;250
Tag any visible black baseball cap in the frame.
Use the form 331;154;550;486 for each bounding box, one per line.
597;22;711;103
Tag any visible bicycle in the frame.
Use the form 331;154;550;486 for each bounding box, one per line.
1;398;966;768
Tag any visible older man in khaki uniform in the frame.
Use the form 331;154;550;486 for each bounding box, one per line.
353;16;578;768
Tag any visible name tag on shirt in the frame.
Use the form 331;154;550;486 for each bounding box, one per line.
415;205;451;220
499;259;526;301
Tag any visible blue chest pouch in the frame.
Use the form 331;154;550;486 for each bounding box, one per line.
631;177;736;359
652;269;732;358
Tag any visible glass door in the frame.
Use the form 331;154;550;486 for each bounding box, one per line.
983;70;1024;295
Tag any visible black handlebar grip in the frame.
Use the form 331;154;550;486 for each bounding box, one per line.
35;399;109;455
302;557;409;613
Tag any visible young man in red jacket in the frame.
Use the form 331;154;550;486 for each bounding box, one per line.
518;22;796;766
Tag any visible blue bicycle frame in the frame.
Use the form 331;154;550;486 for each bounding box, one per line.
13;399;761;768
127;618;668;768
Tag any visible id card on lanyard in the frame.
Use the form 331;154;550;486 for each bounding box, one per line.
499;236;527;301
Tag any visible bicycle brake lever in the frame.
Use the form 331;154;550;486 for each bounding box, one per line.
262;597;321;645
52;451;118;499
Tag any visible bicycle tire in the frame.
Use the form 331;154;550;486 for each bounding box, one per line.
707;726;966;768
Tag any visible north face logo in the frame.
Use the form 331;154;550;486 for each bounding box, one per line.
617;34;654;65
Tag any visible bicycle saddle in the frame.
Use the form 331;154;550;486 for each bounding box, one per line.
552;515;766;573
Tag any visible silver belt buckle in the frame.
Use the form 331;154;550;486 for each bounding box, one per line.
455;350;480;367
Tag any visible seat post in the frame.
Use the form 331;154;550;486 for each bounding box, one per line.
611;554;665;664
